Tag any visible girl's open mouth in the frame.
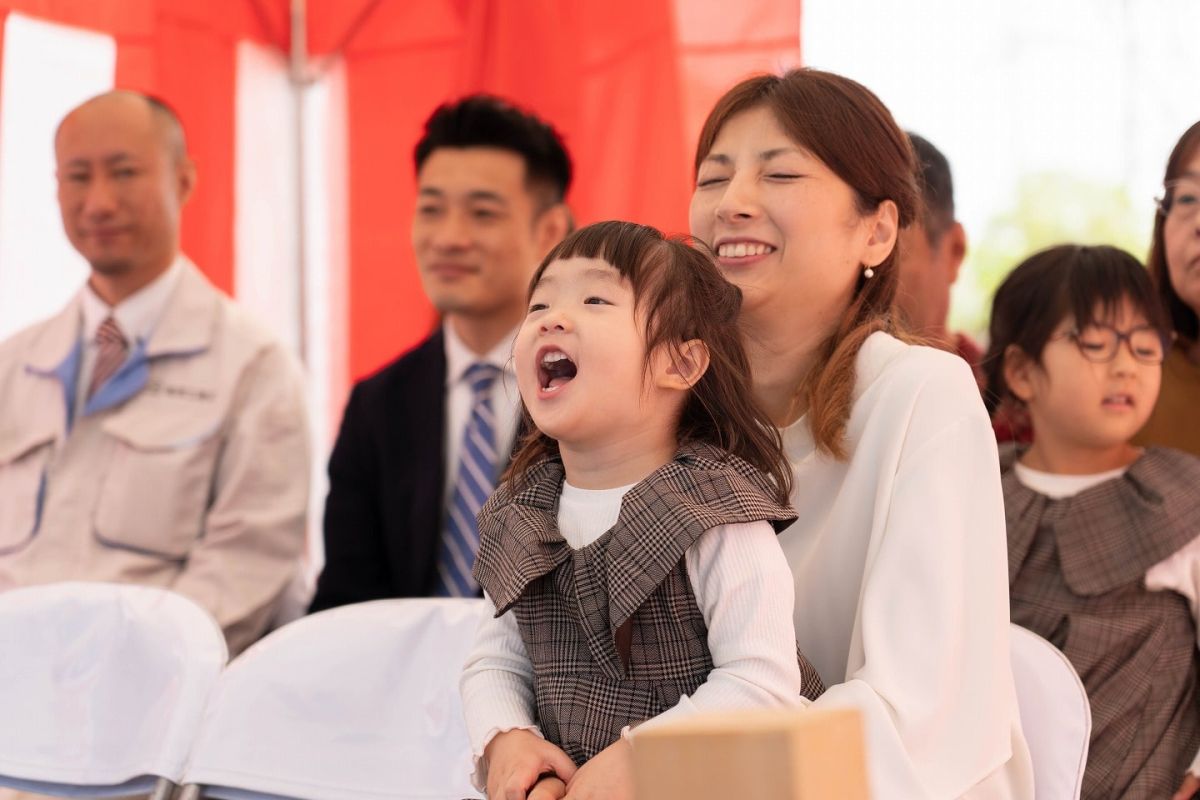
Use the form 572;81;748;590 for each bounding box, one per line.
539;349;577;392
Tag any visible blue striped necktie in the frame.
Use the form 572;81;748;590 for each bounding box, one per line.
435;362;502;596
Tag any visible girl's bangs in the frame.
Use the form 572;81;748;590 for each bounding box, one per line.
1066;251;1168;336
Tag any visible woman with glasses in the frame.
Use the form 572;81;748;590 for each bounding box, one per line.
1135;121;1200;456
983;243;1200;799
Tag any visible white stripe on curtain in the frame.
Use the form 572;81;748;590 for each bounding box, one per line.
0;12;115;340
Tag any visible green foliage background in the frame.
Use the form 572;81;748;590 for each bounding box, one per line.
950;171;1155;342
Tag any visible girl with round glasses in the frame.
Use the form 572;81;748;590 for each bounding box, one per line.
983;244;1200;799
1136;120;1200;456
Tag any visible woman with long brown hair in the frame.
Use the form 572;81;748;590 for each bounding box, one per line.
689;69;1033;797
1135;120;1200;456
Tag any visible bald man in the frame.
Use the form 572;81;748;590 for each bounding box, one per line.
0;91;309;655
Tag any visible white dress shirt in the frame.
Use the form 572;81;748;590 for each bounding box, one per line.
460;479;806;789
75;257;184;418
1015;458;1200;777
441;321;522;512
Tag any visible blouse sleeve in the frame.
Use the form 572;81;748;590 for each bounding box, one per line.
808;360;1028;799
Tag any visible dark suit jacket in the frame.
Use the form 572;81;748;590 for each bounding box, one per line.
310;331;449;610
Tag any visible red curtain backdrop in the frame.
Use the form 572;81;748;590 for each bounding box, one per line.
0;0;285;295
0;0;800;383
674;0;803;166
327;0;696;379
323;0;801;380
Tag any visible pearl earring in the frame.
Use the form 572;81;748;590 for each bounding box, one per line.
863;266;875;279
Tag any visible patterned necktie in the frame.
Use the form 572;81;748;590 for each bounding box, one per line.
434;362;503;596
88;316;129;400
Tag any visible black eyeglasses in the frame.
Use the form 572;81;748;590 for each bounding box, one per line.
1155;179;1200;221
1058;324;1170;365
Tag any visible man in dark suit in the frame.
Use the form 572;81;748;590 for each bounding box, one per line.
311;96;572;610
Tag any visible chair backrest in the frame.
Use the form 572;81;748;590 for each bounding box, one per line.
0;581;227;796
1009;623;1091;800
182;597;487;800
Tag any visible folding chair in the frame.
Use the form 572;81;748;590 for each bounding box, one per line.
180;597;486;800
1010;623;1091;800
0;581;227;798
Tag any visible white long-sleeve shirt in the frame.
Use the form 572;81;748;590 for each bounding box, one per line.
1016;458;1200;778
459;478;807;789
781;332;1034;799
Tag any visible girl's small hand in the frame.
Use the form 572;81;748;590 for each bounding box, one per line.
563;737;634;800
484;729;577;800
528;775;568;800
1173;771;1200;800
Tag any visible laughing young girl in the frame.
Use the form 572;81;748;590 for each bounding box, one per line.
984;244;1200;799
460;220;824;800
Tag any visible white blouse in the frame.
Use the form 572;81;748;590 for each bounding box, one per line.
780;332;1034;799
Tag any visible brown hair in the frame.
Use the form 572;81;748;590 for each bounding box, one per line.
1148;120;1200;342
506;220;793;504
694;69;919;459
982;244;1170;414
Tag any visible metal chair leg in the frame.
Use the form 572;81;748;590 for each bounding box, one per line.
149;777;178;800
175;783;204;800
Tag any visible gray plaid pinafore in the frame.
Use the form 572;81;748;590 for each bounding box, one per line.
473;441;825;765
1003;445;1200;799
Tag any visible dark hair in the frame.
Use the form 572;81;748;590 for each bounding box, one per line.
507;220;793;504
413;94;572;206
908;132;955;243
694;69;919;460
982;244;1170;414
1148;120;1200;341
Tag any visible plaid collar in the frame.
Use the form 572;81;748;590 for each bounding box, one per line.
1003;444;1200;595
475;440;796;624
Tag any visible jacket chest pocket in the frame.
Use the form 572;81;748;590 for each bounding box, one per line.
93;416;223;560
0;434;55;554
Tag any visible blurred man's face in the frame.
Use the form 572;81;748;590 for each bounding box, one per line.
895;218;966;338
412;147;556;326
56;94;192;281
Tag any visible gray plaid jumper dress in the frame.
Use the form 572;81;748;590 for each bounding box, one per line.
1002;445;1200;799
473;441;825;765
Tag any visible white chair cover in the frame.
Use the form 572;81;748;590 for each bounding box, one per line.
1010;623;1091;800
0;581;228;797
183;597;486;800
